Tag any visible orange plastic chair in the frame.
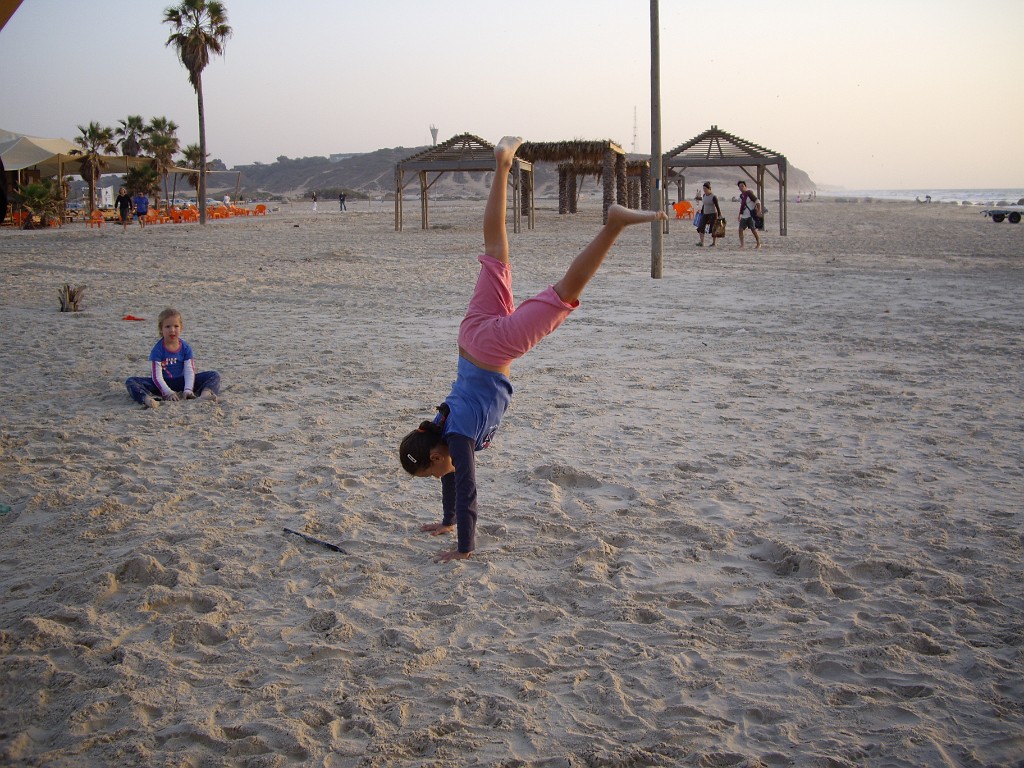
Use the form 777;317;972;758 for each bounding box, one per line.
673;201;694;220
86;210;104;228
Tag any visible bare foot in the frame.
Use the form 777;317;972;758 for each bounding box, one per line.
200;390;218;403
144;396;160;409
606;203;668;226
421;522;454;536
494;136;523;168
433;547;471;563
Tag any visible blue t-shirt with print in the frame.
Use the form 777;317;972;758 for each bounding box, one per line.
149;339;194;380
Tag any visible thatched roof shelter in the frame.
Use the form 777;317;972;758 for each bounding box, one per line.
395;136;637;230
394;133;533;232
664;125;789;235
518;140;628;220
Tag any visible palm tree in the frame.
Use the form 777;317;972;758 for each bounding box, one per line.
126;163;161;202
163;0;231;225
75;121;116;214
145;117;180;207
145;116;180;145
116;115;147;157
180;143;203;197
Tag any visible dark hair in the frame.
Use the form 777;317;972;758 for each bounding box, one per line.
399;419;444;474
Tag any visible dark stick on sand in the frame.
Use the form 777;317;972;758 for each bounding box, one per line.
283;527;348;554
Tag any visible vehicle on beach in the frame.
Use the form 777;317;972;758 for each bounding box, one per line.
981;206;1023;223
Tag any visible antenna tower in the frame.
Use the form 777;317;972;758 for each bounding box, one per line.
429;124;439;146
632;106;638;154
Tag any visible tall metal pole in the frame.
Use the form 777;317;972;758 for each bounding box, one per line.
650;0;663;279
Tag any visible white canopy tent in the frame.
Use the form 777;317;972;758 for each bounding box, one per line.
1;129;207;219
0;128;159;180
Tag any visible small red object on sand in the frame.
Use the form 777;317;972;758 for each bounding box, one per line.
122;315;146;321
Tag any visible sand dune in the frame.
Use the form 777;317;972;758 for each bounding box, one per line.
1;200;1021;766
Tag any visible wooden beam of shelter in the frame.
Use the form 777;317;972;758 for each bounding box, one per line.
518;139;628;219
394;133;533;232
0;0;24;32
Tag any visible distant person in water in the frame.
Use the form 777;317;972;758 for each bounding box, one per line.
399;135;666;563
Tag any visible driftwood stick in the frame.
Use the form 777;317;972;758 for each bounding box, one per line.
283;527;348;554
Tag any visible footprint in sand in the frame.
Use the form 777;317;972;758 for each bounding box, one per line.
115;554;179;588
529;463;638;514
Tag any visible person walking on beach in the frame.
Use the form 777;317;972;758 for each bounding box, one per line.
399;136;666;563
696;182;722;247
132;190;149;229
311;191;318;213
339;192;347;211
115;187;132;232
125;308;221;409
736;181;762;249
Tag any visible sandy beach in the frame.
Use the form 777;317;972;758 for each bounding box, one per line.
1;199;1022;767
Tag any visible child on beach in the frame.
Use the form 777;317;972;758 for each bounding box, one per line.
399;136;666;563
125;308;221;409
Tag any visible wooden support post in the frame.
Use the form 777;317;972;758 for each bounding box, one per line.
394;168;403;231
419;171;428;230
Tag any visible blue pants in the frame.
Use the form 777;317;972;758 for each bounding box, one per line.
125;371;221;404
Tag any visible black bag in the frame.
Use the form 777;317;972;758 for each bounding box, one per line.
712;216;726;238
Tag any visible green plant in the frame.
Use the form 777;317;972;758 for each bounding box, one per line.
15;179;62;228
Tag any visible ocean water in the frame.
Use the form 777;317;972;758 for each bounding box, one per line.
816;188;1024;206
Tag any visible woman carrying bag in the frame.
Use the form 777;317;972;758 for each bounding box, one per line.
696;182;723;247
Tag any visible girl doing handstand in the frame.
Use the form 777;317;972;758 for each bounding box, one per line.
399;136;666;562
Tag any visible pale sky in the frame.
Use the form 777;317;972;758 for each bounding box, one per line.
2;0;1022;189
